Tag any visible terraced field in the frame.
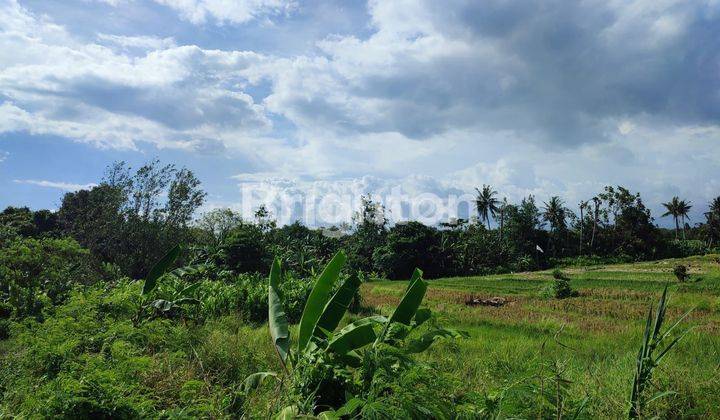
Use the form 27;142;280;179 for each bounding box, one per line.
362;254;720;417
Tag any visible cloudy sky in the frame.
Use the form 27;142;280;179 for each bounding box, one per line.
0;0;718;225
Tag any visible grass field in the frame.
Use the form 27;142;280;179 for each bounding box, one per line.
362;254;720;418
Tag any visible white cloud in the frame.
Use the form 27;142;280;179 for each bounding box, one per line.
1;0;719;226
13;179;98;191
97;33;176;50
0;150;8;162
0;0;272;151
152;0;297;24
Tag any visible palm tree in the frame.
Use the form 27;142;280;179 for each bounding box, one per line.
543;197;567;233
498;197;509;238
590;196;600;249
705;196;720;247
578;200;587;254
475;185;499;230
543;196;567;256
708;197;720;216
678;199;692;240
661;197;682;240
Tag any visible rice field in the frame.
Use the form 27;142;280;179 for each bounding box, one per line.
362;254;720;417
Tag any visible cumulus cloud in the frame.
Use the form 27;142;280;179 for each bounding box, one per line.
264;0;720;146
152;0;297;24
13;179;98;191
1;0;719;225
0;0;272;150
97;33;176;50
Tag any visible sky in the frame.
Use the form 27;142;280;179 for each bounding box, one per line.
0;0;719;226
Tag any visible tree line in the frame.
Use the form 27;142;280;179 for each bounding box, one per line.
2;160;719;283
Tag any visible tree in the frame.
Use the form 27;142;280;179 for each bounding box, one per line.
58;160;206;278
218;222;271;274
678;199;692;240
705;196;720;248
543;197;567;233
543;196;568;256
373;221;441;279
475;185;499;230
578;200;588;254
346;195;387;273
503;195;546;268
197;208;243;245
590;196;601;250
662;197;682;240
165;168;206;227
498;197;509;238
0;207;36;237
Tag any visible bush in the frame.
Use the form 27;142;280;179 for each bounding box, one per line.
0;236;100;318
373;222;442;279
244;252;472;417
673;264;689;282
542;271;578;299
553;278;579;299
217;224;270;274
0;284;272;418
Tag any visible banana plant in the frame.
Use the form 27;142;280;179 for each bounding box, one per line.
245;250;466;417
139;245;200;318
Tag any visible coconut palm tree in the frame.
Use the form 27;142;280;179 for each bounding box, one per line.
578;200;588;254
475;185;499;230
678;199;692;240
661;197;682;240
590;196;601;249
705;196;720;247
497;197;509;238
543;196;567;234
543;196;567;256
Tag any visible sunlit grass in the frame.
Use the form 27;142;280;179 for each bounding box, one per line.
361;254;720;417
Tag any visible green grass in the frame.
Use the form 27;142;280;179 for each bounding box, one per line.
363;254;720;417
2;255;718;418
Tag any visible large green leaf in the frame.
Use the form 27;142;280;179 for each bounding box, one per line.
327;323;376;355
142;245;181;295
405;328;468;354
313;274;361;340
177;282;201;298
337;315;387;334
273;406;299;420
388;268;427;326
268;258;289;365
242;371;278;394
297;251;346;351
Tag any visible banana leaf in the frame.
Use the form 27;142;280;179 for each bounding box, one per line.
327;323;376;355
142;244;180;295
313;274;362;340
268;258;289;365
298;251;346;352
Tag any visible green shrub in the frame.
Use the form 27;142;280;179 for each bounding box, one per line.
673;264;689;282
0;236;100;318
0;284;273;418
244;251;470;417
372;221;442;279
540;271;578;299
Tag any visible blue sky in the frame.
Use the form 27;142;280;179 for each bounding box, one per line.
1;0;719;225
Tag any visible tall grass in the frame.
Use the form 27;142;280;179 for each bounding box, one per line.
629;285;692;418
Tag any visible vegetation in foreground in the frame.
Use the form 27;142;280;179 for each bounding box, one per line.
1;251;717;417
